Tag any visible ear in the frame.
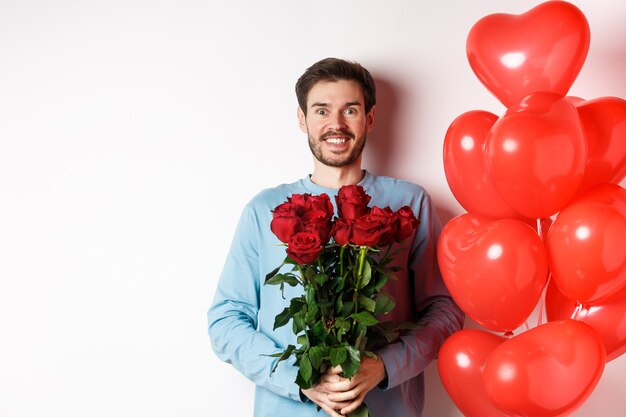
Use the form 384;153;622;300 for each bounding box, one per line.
297;106;307;133
366;105;376;132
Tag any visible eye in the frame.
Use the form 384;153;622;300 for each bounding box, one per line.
343;108;357;116
315;108;328;115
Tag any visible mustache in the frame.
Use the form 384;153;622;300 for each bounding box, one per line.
321;130;355;140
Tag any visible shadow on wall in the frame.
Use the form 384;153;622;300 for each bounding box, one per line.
363;76;404;179
365;75;459;227
365;76;463;416
590;47;626;97
424;361;461;417
434;204;458;228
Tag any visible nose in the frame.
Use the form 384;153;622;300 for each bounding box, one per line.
327;111;348;130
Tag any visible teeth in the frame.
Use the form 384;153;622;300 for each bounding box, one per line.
326;138;347;144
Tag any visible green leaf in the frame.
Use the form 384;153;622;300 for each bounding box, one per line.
374;292;396;315
383;330;400;343
373;274;388;291
324;333;338;347
292;311;305;334
265;273;299;287
334;318;350;332
362;351;378;360
334;274;346;292
273;307;291;330
297;334;308;348
341;345;361;379
289;297;306;315
295;368;313;390
310;320;326;342
305;302;319;324
356;322;367;339
341;300;354;317
300;353;312;382
308;345;327;369
351;311;378;326
335;297;344;316
269;344;295;375
399;321;421;330
314;272;329;285
329;346;347;367
335;317;349;340
359;259;372;288
264;264;283;283
305;284;316;308
358;294;376;313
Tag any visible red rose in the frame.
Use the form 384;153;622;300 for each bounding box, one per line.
304;193;334;218
331;218;353;246
287;193;310;213
286;231;324;265
271;202;304;243
336;185;371;220
289;193;333;217
271;193;333;244
350;214;384;247
301;194;334;244
396;206;419;242
369;206;399;247
303;210;333;244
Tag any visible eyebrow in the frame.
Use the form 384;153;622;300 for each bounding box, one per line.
310;100;363;108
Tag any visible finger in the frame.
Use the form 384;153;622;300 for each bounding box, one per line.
319;373;344;385
340;393;366;415
326;398;352;411
328;387;359;403
323;378;354;393
319;403;344;417
327;365;343;375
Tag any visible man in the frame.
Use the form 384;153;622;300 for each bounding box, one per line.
207;57;464;417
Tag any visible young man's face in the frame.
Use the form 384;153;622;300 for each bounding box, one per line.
298;79;375;168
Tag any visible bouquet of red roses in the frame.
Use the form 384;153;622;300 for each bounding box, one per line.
265;185;419;416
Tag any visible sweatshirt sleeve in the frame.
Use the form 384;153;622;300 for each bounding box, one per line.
207;203;302;402
376;192;465;389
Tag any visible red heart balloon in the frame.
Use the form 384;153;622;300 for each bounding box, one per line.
438;329;508;417
443;110;523;219
545;279;626;362
467;1;590;108
438;213;549;332
485;93;587;219
483;320;605;417
575;97;626;195
547;183;626;304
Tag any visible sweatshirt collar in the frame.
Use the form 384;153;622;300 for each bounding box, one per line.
302;170;374;195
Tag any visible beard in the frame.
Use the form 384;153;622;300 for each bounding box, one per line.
307;129;367;168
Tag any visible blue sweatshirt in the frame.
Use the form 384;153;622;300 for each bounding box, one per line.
207;172;464;417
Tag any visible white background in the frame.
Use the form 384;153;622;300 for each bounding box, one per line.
1;1;625;416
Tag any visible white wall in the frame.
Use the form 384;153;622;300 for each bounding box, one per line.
0;1;624;416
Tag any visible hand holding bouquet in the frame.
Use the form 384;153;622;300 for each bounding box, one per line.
265;185;419;417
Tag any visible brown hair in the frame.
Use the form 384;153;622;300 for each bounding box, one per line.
295;57;376;115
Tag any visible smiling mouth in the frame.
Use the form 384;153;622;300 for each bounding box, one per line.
322;131;354;144
326;137;348;144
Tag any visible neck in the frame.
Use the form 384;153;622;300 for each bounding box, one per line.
310;164;365;189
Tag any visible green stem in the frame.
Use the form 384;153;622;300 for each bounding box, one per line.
357;246;367;279
302;262;329;333
296;265;306;287
350;246;368;341
339;245;346;278
381;243;393;263
317;260;330;332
